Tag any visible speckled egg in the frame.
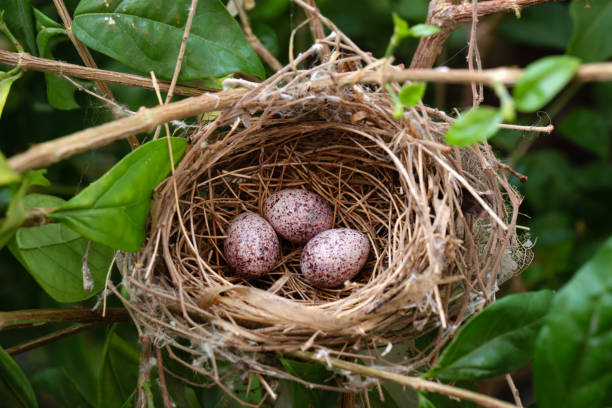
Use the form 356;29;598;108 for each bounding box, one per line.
224;212;280;279
300;228;370;288
263;189;333;244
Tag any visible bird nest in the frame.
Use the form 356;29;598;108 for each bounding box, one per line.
114;30;530;396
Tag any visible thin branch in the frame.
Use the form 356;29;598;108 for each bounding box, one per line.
505;374;524;408
165;0;199;104
236;0;283;71
156;347;173;408
411;0;558;68
137;336;153;408
0;50;208;96
0;308;130;330
5;323;100;355
290;350;517;408
6;62;612;173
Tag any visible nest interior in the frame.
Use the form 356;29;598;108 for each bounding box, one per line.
116;35;530;388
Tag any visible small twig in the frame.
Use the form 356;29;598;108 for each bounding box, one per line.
0;308;129;330
165;0;199;104
82;240;94;291
505;374;523;408
0;50;208;96
52;0;139;149
498;123;553;133
300;0;331;60
498;162;528;183
5;323;100;355
156;346;173;408
290;350;517;408
0;13;25;52
236;0;283;71
61;74;132;115
466;0;484;107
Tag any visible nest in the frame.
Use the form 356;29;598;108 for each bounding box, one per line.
115;26;531;397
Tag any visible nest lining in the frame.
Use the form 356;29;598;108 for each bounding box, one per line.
114;35;531;391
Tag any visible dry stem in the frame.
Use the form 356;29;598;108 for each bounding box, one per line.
236;0;283;71
291;350;517;408
0;50;207;96
5;323;100;355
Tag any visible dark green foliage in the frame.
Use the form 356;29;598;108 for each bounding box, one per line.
0;346;38;408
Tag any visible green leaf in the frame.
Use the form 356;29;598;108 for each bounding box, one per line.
418;393;436;408
409;24;440;38
0;170;49;249
0;71;22;119
392;12;411;39
534;237;612;408
0;345;38;408
429;290;554;380
9;222;115;303
0;150;21;186
98;328;140;408
558;108;610;158
72;0;265;81
279;358;339;408
50;137;187;251
0;0;37;54
399;82;426;108
33;9;79;110
31;368;91;408
567;0;612;62
513;55;581;113
444;107;502;147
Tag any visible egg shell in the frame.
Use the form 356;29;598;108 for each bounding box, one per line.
263;189;333;244
300;228;370;288
224;212;280;279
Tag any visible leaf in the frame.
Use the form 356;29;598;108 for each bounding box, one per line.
418;393;436;408
0;150;21;186
0;170;49;249
0;345;38;408
31;368;91;408
558;108;610;158
72;0;265;81
279;357;339;408
50;137;187;251
513;55;581;113
0;71;23;119
98;328;140;408
9;222;115;303
429;290;554;380
567;0;612;62
444;107;502;147
534;237;612;408
409;24;440;37
0;0;37;54
399;82;426;108
33;9;79;110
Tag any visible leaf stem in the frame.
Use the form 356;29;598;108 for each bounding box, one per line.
0;11;25;53
0;307;130;330
289;350;518;408
5;322;100;355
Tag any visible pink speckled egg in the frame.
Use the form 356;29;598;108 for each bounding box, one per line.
224;212;280;279
263;189;333;244
300;228;370;288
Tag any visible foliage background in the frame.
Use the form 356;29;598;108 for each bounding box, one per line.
1;0;611;406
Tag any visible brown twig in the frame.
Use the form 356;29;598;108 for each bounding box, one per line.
156;346;173;408
0;308;130;330
505;374;524;408
5;323;100;355
410;0;558;68
236;0;283;71
165;0;199;104
291;350;517;408
300;0;331;60
7;60;612;173
137;336;153;408
0;50;208;96
466;0;484;107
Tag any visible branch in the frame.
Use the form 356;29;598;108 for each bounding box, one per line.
0;308;130;330
290;350;517;408
5;323;100;355
236;0;283;71
0;50;206;96
410;0;559;68
7;62;612;173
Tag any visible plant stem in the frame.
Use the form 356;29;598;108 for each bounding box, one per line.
290;350;517;408
0;12;25;52
0;308;130;330
5;323;100;355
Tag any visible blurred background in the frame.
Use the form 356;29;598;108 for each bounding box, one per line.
1;0;611;406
